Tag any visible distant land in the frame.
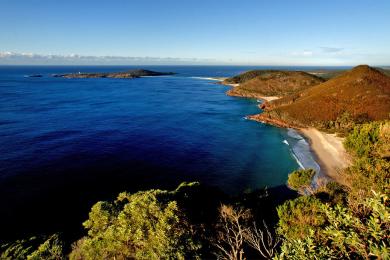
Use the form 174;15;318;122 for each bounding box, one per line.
223;70;324;99
50;69;175;79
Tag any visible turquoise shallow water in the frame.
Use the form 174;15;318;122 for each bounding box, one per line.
0;65;306;239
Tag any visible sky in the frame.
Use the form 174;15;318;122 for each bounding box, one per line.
0;0;389;65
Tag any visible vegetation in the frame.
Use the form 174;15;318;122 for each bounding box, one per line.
226;71;324;98
0;234;64;260
276;192;389;259
69;186;201;260
258;65;390;130
276;120;390;259
223;70;278;84
1;121;388;259
286;169;315;192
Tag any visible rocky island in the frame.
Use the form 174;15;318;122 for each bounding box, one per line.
53;69;175;79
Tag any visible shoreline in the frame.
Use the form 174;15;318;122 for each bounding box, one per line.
211;76;351;185
299;128;351;184
213;77;281;102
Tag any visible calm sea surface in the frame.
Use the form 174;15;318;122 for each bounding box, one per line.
0;65;325;240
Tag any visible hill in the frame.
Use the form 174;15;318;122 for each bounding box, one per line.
305;67;390;80
251;65;390;130
224;70;324;98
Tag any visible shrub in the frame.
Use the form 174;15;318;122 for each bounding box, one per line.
276;196;326;240
287;169;315;192
344;121;381;157
276;192;390;259
1;235;64;260
70;188;201;260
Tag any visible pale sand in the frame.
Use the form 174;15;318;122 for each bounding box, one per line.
260;96;280;102
216;79;281;102
192;77;228;81
300;128;351;182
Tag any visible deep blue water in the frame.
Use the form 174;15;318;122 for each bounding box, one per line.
0;65;321;240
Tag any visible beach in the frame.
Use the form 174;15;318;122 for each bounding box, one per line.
300;128;351;183
216;79;281;102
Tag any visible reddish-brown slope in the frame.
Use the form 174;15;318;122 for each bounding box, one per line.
256;65;390;128
226;71;324;98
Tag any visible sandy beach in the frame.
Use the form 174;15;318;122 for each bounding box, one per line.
213;76;350;183
213;78;281;102
300;128;351;183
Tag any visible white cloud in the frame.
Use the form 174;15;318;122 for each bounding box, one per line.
290;50;313;57
0;51;218;65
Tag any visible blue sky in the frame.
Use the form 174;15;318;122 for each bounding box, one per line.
1;0;389;65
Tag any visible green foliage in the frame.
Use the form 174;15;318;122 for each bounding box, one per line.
27;234;64;260
275;192;390;259
277;121;390;259
1;235;64;260
287;169;315;192
70;186;201;260
1;237;38;260
343;121;390;208
276;196;326;240
344;121;382;157
321;181;348;205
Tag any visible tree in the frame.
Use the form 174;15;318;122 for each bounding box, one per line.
286;169;315;193
213;205;250;260
70;188;201;260
244;221;280;259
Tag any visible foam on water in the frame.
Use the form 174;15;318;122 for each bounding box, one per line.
285;129;320;173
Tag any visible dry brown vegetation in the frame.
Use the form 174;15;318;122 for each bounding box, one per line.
225;70;324;98
258;65;390;129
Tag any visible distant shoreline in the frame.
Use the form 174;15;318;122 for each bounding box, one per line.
209;77;281;102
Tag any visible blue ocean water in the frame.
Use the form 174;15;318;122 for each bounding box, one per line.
0;65;317;239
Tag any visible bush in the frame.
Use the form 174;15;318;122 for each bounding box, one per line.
276;196;326;240
287;169;315;192
1;235;64;260
276;192;390;259
344;121;381;157
70;187;201;260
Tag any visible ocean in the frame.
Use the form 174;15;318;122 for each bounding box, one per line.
0;65;318;240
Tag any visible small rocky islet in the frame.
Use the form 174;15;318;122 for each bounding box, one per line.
46;69;175;79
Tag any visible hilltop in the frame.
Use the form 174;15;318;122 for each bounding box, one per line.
306;67;390;80
53;69;175;79
223;70;324;98
251;65;390;130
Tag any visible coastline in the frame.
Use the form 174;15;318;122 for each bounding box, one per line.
299;128;351;184
214;78;281;102
214;76;351;185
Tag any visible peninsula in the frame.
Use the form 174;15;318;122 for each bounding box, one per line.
222;65;390;181
53;69;175;79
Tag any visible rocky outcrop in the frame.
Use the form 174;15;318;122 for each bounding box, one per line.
247;113;301;129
